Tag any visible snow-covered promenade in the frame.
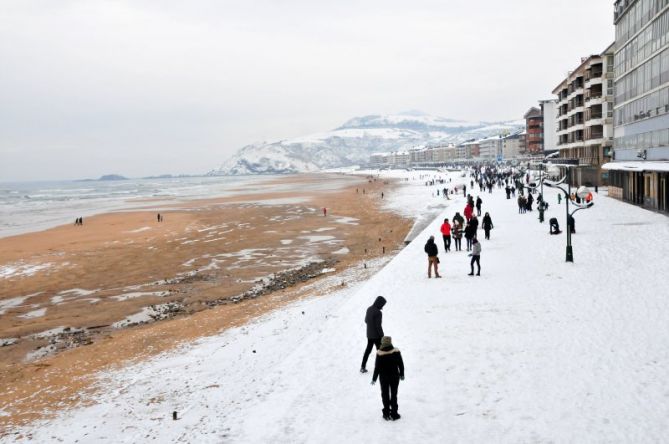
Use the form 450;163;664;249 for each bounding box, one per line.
6;170;669;443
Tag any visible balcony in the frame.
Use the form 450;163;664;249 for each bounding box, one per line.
585;76;603;88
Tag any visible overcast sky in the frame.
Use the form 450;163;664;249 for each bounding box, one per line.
1;0;614;181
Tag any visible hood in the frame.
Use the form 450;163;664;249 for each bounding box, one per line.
374;296;387;309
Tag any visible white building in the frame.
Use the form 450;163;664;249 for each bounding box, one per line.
478;136;503;160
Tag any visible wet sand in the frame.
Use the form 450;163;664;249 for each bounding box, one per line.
0;173;412;430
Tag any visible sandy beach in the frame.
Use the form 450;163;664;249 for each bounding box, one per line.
0;173;412;430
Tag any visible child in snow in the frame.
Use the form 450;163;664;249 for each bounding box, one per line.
371;336;405;421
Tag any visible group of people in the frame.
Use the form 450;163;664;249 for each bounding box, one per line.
517;193;534;213
73;217;84;226
425;193;494;278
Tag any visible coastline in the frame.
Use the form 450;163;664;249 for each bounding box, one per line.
0;172;414;430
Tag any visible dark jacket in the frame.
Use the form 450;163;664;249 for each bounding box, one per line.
470;217;479;232
453;213;464;226
482;215;493;230
424;238;438;257
476;197;482;208
464;223;475;239
365;296;386;339
372;346;405;382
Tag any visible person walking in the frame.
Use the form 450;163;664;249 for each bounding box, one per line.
440;218;452;252
323;207;327;216
475;196;482;216
453;211;464;227
468;238;481;276
360;296;386;373
482;212;494;240
463;203;473;222
464;220;475;251
452;221;463;251
371;336;404;421
424;236;441;278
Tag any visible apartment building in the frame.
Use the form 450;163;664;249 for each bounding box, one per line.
540;100;558;152
604;0;669;213
524;107;543;154
503;131;526;159
478;136;504;160
553;43;615;186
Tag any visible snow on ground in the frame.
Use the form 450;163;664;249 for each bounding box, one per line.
5;170;669;443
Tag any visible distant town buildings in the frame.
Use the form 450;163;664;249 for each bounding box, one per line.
553;44;615;186
604;0;669;213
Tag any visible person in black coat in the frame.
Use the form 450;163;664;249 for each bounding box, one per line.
360;296;386;373
372;336;405;421
464;220;475;251
424;236;441;278
482;212;494;240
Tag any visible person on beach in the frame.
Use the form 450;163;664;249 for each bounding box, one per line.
157;213;161;222
323;207;327;216
424;236;441;278
475;196;482;216
468;238;481;276
372;336;404;421
482;212;494;240
452;221;463;251
440;218;451;252
381;192;384;199
361;296;386;373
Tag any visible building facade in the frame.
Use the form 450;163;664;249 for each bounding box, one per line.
478;136;504;160
553;44;615;186
503;131;526;159
606;0;669;212
524;107;544;154
540;100;558;152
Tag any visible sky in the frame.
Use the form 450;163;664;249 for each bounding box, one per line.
0;0;615;181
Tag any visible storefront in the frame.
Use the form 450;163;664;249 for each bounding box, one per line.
602;162;669;214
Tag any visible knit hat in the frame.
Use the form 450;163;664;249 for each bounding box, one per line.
380;336;393;348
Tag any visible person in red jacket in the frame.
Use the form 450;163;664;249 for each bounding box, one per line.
439;218;451;252
463;203;473;222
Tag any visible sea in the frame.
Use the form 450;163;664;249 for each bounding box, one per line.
0;175;285;239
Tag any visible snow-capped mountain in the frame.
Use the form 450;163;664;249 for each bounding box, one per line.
211;111;524;175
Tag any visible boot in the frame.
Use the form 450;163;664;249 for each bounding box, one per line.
382;409;391;421
390;411;401;421
476;271;480;276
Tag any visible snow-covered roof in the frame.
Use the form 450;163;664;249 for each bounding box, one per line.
601;161;669;172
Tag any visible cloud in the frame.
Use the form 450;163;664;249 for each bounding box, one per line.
0;0;614;180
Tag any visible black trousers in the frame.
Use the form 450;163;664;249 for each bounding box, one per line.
470;255;480;274
380;376;400;413
361;338;381;369
466;237;472;250
454;237;461;250
442;235;451;251
484;228;490;240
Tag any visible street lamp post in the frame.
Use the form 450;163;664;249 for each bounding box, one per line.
541;166;593;262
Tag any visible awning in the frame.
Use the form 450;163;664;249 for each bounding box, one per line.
601;161;669;172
